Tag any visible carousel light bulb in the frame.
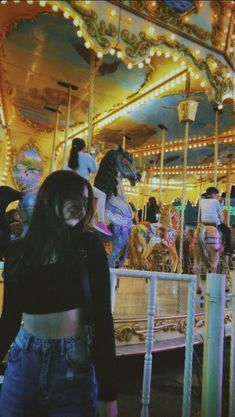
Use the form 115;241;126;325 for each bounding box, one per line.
127;63;133;69
1;0;8;3
73;19;80;26
85;0;91;4
110;9;117;16
156;50;162;56
195;73;199;79
77;30;83;37
110;48;116;55
52;4;58;11
195;49;201;55
165;52;170;58
39;0;46;6
63;11;70;18
148;26;155;35
138;62;144;69
170;34;176;40
84;41;91;49
117;51;123;58
145;57;151;64
97;51;103;59
200;81;205;87
13;0;20;2
173;55;178;62
149;49;155;56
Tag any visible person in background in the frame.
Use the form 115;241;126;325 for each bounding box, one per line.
0;186;23;259
129;202;139;225
199;186;232;255
0;170;117;417
145;196;160;224
67;138;112;237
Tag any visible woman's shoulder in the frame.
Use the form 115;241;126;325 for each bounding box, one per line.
81;230;103;247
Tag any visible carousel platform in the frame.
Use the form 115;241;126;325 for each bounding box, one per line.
0;263;233;356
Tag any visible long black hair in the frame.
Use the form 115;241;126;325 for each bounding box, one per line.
10;170;94;276
68;138;86;170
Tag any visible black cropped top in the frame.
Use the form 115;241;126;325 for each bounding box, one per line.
0;232;116;401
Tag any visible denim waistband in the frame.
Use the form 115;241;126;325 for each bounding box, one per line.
14;325;91;355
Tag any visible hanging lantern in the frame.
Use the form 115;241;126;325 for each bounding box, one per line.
177;99;199;123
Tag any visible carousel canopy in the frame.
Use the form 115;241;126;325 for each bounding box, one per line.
0;0;234;191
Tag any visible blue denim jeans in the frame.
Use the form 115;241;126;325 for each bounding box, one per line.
0;326;97;417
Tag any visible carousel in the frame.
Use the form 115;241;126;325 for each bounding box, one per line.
0;0;234;354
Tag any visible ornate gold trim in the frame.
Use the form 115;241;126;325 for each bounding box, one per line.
114;310;232;343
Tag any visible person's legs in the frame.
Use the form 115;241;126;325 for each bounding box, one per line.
92;186;112;236
47;333;97;417
218;223;232;254
0;334;43;417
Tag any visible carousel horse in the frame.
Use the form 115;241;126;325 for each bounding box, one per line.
193;223;229;294
94;145;139;267
128;205;179;272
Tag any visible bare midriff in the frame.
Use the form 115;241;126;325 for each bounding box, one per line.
22;308;84;339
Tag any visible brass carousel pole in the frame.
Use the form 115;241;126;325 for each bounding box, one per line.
58;81;78;167
87;50;96;153
213;104;221;188
158;124;168;205
44;105;61;173
177;72;199;274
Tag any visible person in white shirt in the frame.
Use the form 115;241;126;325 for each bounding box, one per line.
199;187;232;255
67;138;112;237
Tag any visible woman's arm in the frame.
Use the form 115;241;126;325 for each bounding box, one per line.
84;233;116;402
0;261;22;363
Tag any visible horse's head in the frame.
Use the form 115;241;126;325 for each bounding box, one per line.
115;146;140;186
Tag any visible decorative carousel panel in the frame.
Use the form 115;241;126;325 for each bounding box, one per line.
13;144;43;191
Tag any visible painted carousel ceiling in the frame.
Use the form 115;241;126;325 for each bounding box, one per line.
0;0;234;185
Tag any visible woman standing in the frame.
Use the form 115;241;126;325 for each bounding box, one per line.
0;170;117;417
67;138;112;237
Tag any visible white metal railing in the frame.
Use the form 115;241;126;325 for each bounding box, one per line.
229;270;235;417
110;268;197;417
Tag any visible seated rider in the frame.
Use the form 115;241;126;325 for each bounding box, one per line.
199;186;232;255
66;138;112;237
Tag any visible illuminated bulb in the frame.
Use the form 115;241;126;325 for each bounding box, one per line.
229;48;233;53
145;57;151;64
170;34;176;40
73;19;80;27
138;62;144;68
117;51;122;58
165;52;170;58
110;48;116;55
52;4;58;11
195;49;200;55
85;41;91;49
77;30;83;37
226;73;231;78
149;49;155;56
212;62;217;69
97;51;103;59
195;74;199;79
148;26;155;35
200;81;205;87
110;9;117;16
85;0;91;4
63;11;70;19
173;55;178;62
1;0;8;3
156;50;162;56
13;0;20;2
39;0;46;6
